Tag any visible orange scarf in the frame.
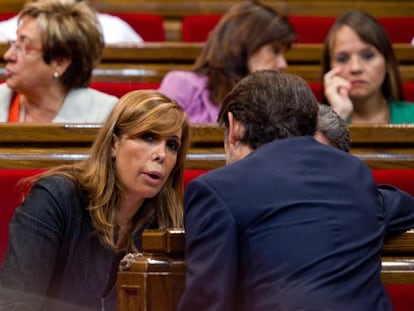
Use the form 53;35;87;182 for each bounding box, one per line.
8;94;21;122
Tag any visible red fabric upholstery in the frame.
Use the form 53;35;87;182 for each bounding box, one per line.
182;14;222;42
403;82;414;102
0;169;44;266
308;82;324;102
0;12;16;21
386;285;414;311
89;81;161;98
289;16;335;43
181;14;414;44
110;13;165;42
372;169;414;196
183;169;209;189
378;17;414;44
181;15;336;43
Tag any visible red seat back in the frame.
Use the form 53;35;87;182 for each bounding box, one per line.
0;12;16;21
379;16;414;43
111;13;165;42
403;82;414;102
182;14;222;42
289;16;335;43
0;169;44;266
372;169;414;196
89;81;161;98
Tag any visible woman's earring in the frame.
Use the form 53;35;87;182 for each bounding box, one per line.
53;72;60;79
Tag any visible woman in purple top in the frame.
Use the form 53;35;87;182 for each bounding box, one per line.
158;0;296;123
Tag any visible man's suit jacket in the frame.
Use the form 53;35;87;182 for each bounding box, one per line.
180;136;414;311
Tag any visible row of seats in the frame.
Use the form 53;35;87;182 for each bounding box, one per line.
2;167;414;266
1;167;414;311
88;81;414;102
0;12;413;43
182;15;414;43
0;79;409;104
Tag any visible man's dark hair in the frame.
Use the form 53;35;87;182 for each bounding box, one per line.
218;70;319;150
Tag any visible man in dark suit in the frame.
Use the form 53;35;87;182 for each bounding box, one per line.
179;70;414;311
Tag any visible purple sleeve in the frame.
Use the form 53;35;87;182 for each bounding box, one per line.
158;71;191;109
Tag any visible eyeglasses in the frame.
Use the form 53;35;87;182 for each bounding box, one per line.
7;40;42;56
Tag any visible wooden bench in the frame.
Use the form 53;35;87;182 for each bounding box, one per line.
1;43;413;90
117;228;414;311
4;42;413;82
0;123;413;169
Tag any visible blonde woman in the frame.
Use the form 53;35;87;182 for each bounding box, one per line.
0;90;190;310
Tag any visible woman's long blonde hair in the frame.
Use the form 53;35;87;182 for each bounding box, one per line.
29;90;190;251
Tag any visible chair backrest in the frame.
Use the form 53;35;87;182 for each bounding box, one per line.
111;13;165;41
0;12;16;21
289;16;335;43
181;14;222;42
372;169;414;196
0;169;45;266
402;81;414;102
378;16;414;43
89;81;161;98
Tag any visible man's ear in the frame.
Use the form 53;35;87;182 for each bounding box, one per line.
227;112;244;145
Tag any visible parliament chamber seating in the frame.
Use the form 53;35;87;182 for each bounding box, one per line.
88;80;414;102
181;14;222;42
0;12;15;21
378;16;414;44
109;13;166;42
89;81;160;98
180;13;414;43
0;123;413;309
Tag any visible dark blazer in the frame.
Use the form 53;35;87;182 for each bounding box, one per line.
0;175;156;311
179;136;414;311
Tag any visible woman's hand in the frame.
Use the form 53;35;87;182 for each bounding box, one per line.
324;67;353;120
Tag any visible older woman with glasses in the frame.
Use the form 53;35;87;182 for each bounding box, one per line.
0;0;118;123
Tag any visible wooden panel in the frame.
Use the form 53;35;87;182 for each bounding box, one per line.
0;124;413;169
117;229;414;310
1;43;413;83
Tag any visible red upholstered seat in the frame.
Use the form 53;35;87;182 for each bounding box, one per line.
183;169;209;189
288;16;335;43
89;81;161;98
182;14;222;42
378;16;414;43
0;169;44;266
372;169;414;196
0;12;16;21
403;82;414;102
110;13;165;42
308;82;324;102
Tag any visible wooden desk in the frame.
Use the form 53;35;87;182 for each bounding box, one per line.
0;124;413;169
117;229;414;311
